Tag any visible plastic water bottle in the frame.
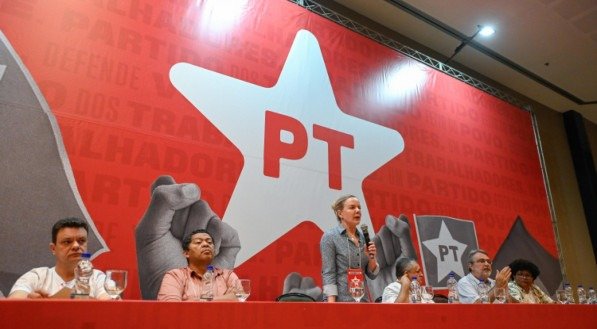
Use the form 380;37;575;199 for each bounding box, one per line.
564;283;575;304
478;280;489;304
577;285;587;304
200;265;215;301
73;252;93;299
446;272;459;303
409;276;421;303
588;287;596;304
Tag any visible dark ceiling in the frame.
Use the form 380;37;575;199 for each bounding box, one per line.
323;0;597;123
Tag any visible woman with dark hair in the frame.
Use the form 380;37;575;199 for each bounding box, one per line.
508;259;553;304
381;258;426;303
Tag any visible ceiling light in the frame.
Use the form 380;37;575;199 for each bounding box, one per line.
479;26;495;37
445;25;494;64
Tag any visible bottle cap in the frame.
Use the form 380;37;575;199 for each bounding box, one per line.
207;265;214;271
81;252;91;258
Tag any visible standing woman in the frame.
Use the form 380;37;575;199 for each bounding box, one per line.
320;195;379;302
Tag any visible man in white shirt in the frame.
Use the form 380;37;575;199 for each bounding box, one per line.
457;249;511;303
8;217;109;299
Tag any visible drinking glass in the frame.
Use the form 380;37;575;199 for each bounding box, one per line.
104;270;127;300
556;290;567;304
235;279;251;302
349;279;365;302
421;285;434;303
494;287;507;304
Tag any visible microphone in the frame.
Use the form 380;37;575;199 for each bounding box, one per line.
360;224;373;258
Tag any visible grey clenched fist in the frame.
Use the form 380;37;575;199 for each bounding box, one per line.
368;214;417;300
135;175;240;300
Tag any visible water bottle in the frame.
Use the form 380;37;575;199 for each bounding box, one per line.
73;252;93;299
446;271;459;303
588;287;596;304
409;276;421;303
564;283;575;304
577;285;587;304
200;265;215;301
478;280;489;304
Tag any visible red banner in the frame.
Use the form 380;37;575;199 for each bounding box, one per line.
0;0;556;301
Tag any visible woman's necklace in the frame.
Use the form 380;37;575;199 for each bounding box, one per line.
343;223;359;245
347;232;359;245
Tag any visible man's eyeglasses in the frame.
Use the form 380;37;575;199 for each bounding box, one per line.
515;273;533;279
474;259;492;265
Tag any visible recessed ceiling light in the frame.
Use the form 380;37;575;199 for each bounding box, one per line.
479;26;495;37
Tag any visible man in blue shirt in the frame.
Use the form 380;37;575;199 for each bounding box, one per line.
457;249;511;303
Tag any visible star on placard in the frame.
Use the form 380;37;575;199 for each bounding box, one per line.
422;221;467;281
170;30;404;264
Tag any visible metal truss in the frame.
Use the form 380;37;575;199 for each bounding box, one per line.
287;0;529;110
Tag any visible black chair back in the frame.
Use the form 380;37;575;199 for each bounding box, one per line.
275;292;316;302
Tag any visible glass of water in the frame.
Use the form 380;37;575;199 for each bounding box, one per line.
494;287;507;304
235;279;251;302
104;270;127;300
349;279;365;302
421;285;434;303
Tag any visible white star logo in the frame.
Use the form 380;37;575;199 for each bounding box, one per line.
170;30;404;264
422;221;467;281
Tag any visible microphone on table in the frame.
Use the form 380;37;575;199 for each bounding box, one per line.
360;224;373;259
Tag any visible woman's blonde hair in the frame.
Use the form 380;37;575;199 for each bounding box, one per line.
331;194;357;222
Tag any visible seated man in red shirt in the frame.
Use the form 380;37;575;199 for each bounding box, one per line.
157;229;241;301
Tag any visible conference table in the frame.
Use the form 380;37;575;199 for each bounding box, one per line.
1;300;595;328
